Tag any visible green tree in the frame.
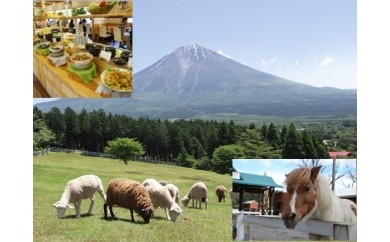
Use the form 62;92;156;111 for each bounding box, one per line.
237;129;281;158
218;122;230;145
267;123;280;148
44;107;65;147
188;137;206;159
177;147;194;167
260;124;268;139
301;130;318;158
211;144;245;174
282;124;305;158
104;138;145;165
63;107;80;149
33;117;55;151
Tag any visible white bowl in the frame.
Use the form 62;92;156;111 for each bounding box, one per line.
49;51;65;58
70;52;93;70
49;46;63;53
100;68;132;93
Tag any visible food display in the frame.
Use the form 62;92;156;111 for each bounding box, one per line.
48;46;65;57
88;1;117;14
33;0;133;98
101;68;132;92
112;57;127;65
70;53;93;70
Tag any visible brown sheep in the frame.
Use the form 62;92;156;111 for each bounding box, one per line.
215;185;227;202
104;178;154;223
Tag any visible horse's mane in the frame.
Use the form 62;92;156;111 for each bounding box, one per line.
284;167;313;188
284;167;356;223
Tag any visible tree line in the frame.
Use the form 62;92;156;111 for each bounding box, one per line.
34;106;333;174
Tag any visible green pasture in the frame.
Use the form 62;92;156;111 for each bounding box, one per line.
33;152;232;242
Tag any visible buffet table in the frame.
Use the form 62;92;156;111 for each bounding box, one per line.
33;52;131;98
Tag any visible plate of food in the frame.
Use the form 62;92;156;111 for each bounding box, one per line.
100;68;132;93
70;52;93;70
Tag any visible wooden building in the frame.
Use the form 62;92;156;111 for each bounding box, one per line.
232;168;283;214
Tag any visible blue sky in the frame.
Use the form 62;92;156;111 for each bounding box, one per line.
134;0;356;89
233;159;357;193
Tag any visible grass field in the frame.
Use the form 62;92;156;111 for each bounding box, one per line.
33;152;232;242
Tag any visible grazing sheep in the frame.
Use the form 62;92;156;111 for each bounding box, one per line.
215;185;228;202
53;174;106;219
182;182;208;209
104;178;154;223
142;179;182;222
166;183;180;205
142;178;160;188
159;181;170;186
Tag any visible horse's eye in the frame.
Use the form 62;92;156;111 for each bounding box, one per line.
304;187;310;192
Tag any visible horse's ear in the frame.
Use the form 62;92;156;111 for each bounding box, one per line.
310;166;322;181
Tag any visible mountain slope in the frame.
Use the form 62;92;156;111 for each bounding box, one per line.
35;44;356;119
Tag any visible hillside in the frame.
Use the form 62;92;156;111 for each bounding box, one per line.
34;152;231;242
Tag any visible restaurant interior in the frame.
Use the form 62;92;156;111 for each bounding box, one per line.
33;0;133;98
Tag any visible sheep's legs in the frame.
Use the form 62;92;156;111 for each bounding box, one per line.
104;204;116;219
104;204;108;219
75;201;81;218
165;208;171;220
130;209;135;222
199;199;202;209
88;195;96;214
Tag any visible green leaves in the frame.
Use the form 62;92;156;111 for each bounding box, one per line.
104;137;145;165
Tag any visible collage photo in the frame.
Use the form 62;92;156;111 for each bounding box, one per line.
33;0;357;241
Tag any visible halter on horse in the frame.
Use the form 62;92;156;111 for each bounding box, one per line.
282;166;356;240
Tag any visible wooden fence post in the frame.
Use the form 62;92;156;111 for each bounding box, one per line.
235;213;245;241
333;223;357;241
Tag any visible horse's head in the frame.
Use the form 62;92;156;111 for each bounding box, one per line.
282;166;321;229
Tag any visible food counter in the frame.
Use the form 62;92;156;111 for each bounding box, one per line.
33;0;133;98
33;47;132;98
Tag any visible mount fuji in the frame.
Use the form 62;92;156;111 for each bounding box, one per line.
35;44;356;119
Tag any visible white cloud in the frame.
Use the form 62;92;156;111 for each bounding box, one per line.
260;56;278;67
217;50;231;58
319;56;335;66
294;61;299;66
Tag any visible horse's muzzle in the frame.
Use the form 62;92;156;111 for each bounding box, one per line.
282;213;298;229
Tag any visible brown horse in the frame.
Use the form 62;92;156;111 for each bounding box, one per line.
282;166;356;240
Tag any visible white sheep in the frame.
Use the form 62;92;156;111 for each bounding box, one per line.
53;174;106;219
142;178;182;222
142;178;160;188
181;182;208;209
166;183;180;206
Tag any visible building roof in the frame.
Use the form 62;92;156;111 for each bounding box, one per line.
233;171;283;188
243;200;259;205
328;151;352;158
335;187;356;198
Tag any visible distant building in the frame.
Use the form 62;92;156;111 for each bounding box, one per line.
242;200;259;212
232;167;283;214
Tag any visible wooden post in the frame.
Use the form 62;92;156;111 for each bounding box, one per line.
235;212;245;241
332;158;336;191
239;188;244;211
